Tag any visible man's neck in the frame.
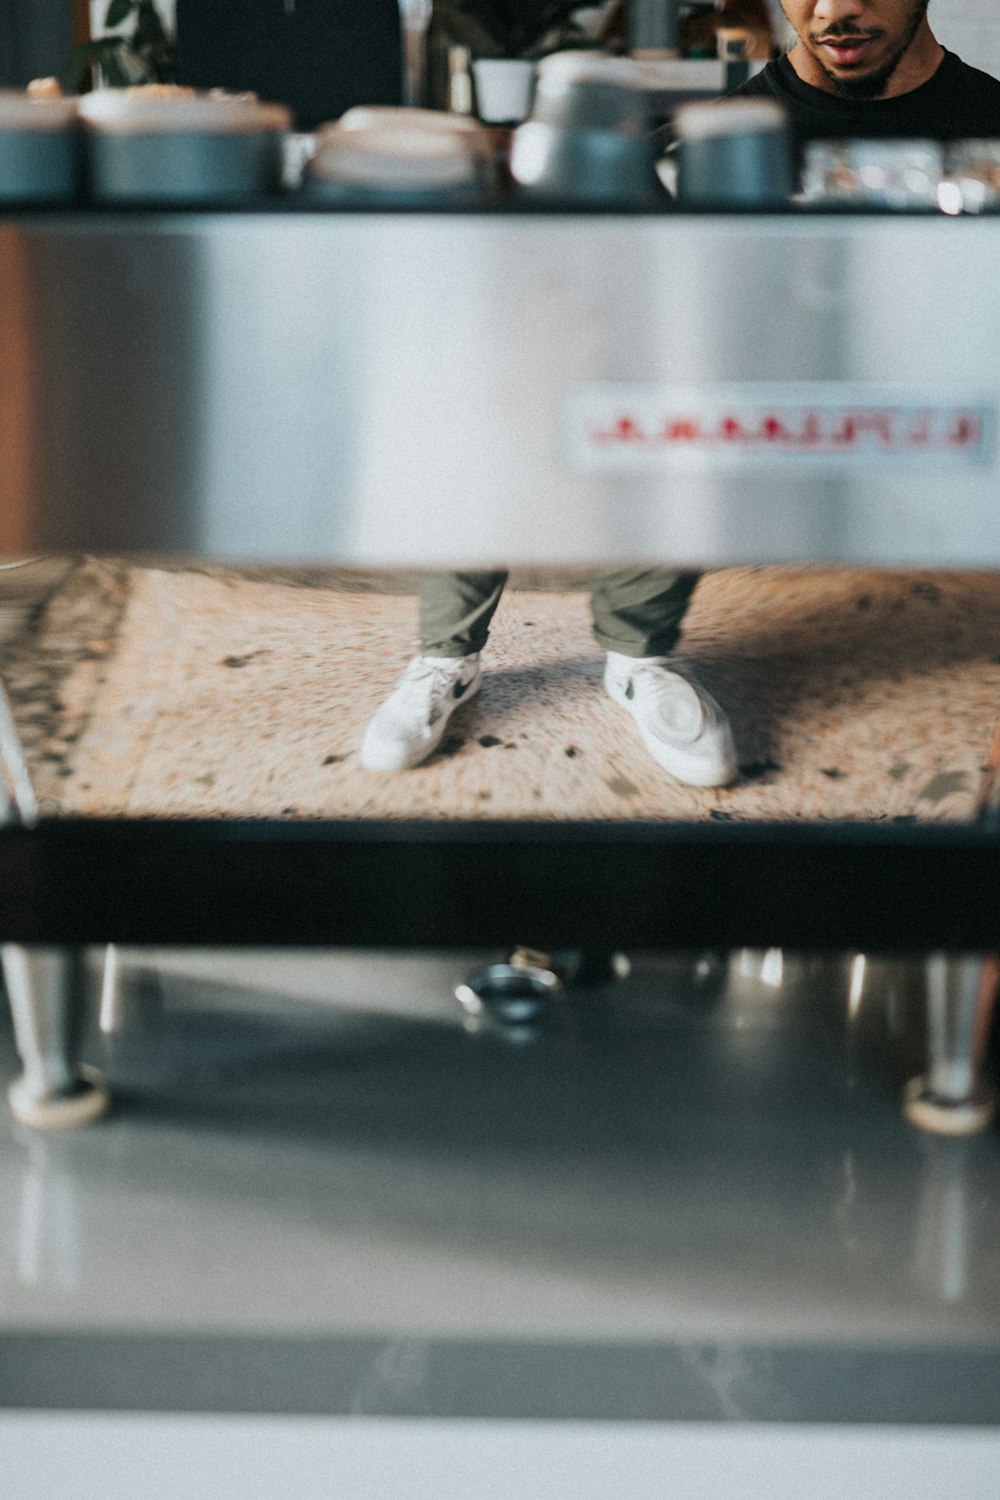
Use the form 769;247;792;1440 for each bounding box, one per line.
787;20;944;100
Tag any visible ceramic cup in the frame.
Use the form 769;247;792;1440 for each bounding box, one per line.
472;58;537;125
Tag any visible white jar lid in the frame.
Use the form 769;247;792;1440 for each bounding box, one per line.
674;97;788;141
308;125;481;190
0;89;78;131
335;106;488;140
78;87;291;136
309;107;490;190
536;51;658;92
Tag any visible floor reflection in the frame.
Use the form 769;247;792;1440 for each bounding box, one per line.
0;949;997;1336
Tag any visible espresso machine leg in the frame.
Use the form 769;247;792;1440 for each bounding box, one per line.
1;945;109;1129
903;954;998;1135
2;670;109;1127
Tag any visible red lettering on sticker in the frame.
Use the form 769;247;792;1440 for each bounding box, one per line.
850;411;896;445
799;412;823;446
761;416;792;443
579;401;987;459
905;411;931;446
947;414;980;447
592;415;646;444
664;419;702;443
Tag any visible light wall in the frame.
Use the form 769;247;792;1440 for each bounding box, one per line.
89;0;174;35
933;0;1000;79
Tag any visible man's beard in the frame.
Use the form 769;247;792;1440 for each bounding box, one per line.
801;0;931;99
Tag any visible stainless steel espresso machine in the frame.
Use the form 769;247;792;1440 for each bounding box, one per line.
2;203;999;1132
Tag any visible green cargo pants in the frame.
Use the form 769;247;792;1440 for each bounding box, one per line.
419;569;701;659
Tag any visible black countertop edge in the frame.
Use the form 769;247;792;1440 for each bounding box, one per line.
1;817;999;949
2;815;997;845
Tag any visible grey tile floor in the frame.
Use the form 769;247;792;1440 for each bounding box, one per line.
0;948;998;1427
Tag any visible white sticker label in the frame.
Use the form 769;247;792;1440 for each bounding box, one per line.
565;384;996;471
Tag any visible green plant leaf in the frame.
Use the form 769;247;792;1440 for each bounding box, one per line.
64;1;175;89
105;0;135;27
134;12;168;51
457;0;580;55
99;44;132;86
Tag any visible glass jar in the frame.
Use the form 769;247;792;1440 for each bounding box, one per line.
946;139;1000;213
800;139;944;209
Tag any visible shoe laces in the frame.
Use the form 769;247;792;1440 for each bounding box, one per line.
390;657;471;721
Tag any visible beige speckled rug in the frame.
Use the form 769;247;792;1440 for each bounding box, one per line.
4;560;1000;822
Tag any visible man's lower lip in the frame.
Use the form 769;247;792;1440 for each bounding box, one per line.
820;39;875;67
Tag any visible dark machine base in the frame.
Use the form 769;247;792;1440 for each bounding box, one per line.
1;817;999;951
0;817;998;1131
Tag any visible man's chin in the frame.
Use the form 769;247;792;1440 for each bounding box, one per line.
820;56;901;99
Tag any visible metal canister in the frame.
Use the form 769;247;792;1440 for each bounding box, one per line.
0;92;80;203
946;139;1000;214
510;52;665;205
79;89;292;203
673;96;793;207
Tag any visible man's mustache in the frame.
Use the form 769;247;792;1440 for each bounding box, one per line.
813;23;884;42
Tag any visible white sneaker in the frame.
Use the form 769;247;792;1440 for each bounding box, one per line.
360;654;482;771
604;651;738;788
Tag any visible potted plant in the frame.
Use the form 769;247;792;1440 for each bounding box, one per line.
438;1;607;59
64;0;176;92
431;2;611;116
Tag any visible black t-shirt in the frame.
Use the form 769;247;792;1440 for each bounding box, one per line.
730;49;1000;150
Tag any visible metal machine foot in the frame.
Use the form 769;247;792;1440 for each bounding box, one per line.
903;954;997;1136
1;945;109;1129
455;961;562;1036
2;664;110;1126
